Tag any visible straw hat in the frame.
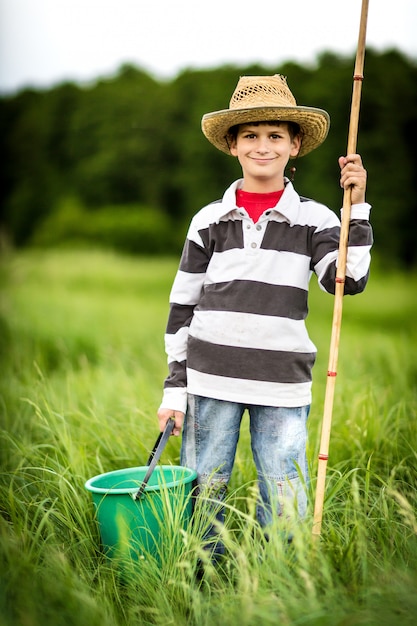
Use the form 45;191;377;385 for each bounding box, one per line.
201;74;330;157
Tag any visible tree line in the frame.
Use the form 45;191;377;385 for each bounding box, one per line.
1;48;416;266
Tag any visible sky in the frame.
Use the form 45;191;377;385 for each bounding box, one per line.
0;0;416;94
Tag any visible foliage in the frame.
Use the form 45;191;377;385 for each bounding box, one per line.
0;249;416;625
31;197;179;255
1;51;417;265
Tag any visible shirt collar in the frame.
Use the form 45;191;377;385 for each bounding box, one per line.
214;178;299;226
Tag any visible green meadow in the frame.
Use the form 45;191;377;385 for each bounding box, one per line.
1;248;416;626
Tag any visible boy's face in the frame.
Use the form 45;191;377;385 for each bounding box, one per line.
229;123;301;191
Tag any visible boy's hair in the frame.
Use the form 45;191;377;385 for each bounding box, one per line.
227;120;302;143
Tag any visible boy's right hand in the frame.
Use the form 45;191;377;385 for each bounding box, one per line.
157;408;184;436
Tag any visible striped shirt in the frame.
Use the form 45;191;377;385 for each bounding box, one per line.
160;178;373;413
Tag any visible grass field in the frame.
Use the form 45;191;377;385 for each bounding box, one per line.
1;248;416;626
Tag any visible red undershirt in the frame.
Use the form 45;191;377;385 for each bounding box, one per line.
236;188;284;223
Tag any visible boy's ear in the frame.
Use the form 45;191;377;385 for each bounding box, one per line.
229;136;238;157
291;135;302;158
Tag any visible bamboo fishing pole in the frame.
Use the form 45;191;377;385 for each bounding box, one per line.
312;0;370;541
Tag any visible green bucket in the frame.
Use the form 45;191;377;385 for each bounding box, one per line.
85;465;197;563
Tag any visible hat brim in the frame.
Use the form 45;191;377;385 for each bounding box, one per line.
201;105;330;157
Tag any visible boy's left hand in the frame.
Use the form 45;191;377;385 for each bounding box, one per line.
339;154;367;205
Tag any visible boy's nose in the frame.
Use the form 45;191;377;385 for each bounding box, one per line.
256;138;270;153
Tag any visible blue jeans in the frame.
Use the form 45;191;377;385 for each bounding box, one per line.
181;395;310;550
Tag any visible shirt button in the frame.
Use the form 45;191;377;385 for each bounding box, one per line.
251;242;257;248
246;224;251;229
256;224;262;231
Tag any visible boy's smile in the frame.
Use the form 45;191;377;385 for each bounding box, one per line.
230;123;301;192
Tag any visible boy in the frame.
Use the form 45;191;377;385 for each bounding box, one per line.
157;74;372;546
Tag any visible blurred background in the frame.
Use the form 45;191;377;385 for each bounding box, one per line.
1;0;416;267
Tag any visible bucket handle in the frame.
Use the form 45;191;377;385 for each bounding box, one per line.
133;418;175;500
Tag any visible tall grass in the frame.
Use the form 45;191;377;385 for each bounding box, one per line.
1;248;416;625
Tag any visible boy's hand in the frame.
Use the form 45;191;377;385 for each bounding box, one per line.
339;154;367;205
157;408;184;436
